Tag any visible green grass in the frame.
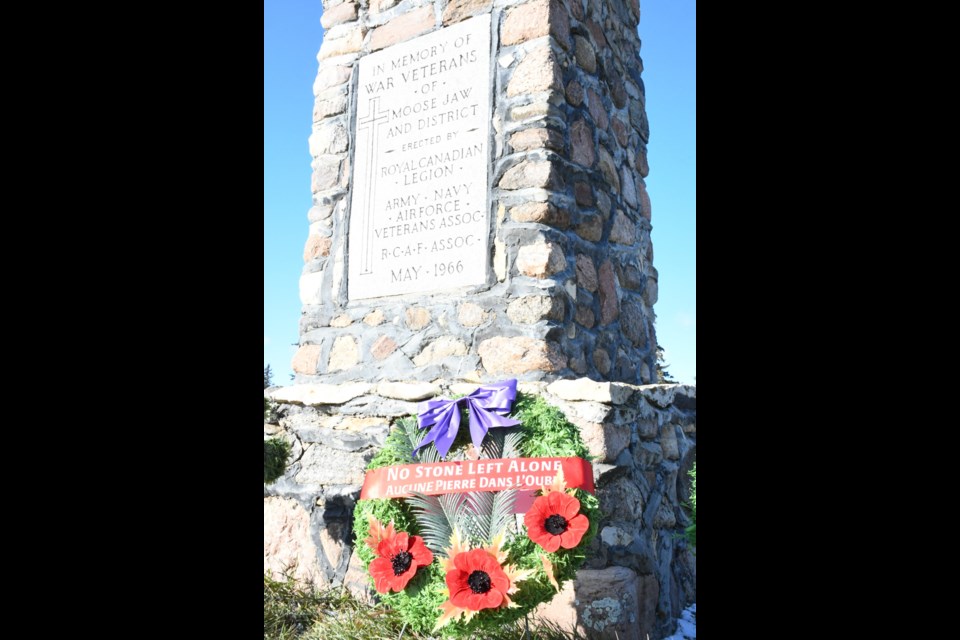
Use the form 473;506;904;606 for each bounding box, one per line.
264;573;588;640
264;573;330;640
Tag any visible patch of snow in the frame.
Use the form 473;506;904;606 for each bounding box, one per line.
661;603;696;640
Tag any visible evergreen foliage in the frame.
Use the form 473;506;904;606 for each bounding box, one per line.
685;462;696;547
264;437;291;484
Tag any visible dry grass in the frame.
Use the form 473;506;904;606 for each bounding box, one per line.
264;573;586;640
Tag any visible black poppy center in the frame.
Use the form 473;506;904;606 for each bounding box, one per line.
545;514;569;535
467;570;492;594
391;551;413;575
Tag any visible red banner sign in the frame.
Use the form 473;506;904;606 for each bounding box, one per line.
359;456;594;501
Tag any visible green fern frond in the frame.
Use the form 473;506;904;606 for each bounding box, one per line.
393;417;416;457
407;491;468;554
464;491;494;542
479;427;522;460
460;489;518;544
502;430;522;459
490;489;518;540
402;416;442;463
480;428;505;459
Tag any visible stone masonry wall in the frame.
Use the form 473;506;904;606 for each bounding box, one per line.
297;0;657;385
264;379;695;640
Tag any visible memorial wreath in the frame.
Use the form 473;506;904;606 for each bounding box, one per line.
352;379;600;636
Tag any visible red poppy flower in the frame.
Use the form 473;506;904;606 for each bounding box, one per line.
435;529;533;631
445;547;512;611
524;490;590;552
368;531;433;593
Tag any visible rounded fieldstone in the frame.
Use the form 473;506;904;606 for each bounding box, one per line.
317;27;363;60
516;240;567;278
574;35;597;74
609;211;636;244
507;295;564;324
291;344;323;375
312;65;352;96
264;497;323;587
370;335;398;360
507;46;562;97
509;127;564;153
598;147;619;192
510;202;571;229
309;125;346;158
569;351;588;374
575;182;594;206
576;254;599;292
443;0;493;25
320;2;358;29
575;215;603;243
370;6;434;52
598;260;620;324
311;157;341;193
457;302;487;327
328;336;359;371
593;348;611;375
618;264;644;291
303;235;332;262
587;89;609;131
586;20;608;50
330;314;352;328
611;118;629;148
636;149;650;178
500;0;549;44
499;160;557;190
405;307;431;330
566;79;584;106
363;309;385;326
575;305;596;329
643;276;658;306
570;119;595;167
638;182;652;220
608;74;628;109
412;336;468;366
596;191;611;218
639;361;651;383
478;337;565;374
620;169;639;209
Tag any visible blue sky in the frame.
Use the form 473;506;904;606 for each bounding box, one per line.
265;0;695;385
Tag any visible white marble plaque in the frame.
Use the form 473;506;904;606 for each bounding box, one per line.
347;14;492;301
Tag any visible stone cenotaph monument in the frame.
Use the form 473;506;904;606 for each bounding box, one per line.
266;3;695;639
295;0;658;386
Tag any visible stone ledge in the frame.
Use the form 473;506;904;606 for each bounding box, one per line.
376;381;441;401
546;378;634;404
449;382;480;396
636;384;697;409
268;383;373;406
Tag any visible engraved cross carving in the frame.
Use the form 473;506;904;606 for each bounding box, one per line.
356;96;390;275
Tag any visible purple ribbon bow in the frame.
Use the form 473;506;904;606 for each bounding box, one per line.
414;379;522;459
